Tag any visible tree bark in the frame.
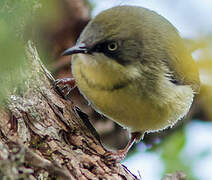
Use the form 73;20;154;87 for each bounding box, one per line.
0;41;138;180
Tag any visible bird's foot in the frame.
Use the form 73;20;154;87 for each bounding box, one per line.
103;132;143;163
54;78;76;99
104;149;127;163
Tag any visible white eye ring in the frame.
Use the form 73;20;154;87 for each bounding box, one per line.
107;42;118;51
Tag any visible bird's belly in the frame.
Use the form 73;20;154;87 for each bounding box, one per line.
80;85;169;132
73;69;169;132
72;60;193;133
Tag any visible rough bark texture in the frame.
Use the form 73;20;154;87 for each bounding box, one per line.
0;41;138;180
0;41;186;180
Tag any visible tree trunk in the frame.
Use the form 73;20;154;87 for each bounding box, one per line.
0;41;138;180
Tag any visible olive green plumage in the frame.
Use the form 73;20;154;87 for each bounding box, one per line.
79;6;200;92
66;6;200;140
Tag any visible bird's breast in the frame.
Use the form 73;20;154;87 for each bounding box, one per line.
72;55;174;133
71;54;194;133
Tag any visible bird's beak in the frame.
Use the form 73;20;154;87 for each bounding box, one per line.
62;43;89;56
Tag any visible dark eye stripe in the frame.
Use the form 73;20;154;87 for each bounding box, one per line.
91;41;131;66
92;41;117;53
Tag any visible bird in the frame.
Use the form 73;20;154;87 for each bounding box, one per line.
56;5;200;161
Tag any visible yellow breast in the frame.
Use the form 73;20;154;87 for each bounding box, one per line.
72;54;194;133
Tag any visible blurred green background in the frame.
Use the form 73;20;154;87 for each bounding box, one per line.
0;0;41;104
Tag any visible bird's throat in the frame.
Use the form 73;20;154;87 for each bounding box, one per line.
79;68;129;91
72;54;131;91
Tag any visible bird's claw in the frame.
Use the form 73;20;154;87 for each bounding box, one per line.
53;78;76;99
103;149;127;163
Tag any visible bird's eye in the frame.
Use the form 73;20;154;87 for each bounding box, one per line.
107;42;118;52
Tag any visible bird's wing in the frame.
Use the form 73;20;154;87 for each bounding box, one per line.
165;39;200;93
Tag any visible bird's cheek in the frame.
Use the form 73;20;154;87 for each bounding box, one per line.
72;54;98;66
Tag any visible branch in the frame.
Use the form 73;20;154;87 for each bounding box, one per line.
0;41;138;179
